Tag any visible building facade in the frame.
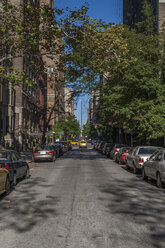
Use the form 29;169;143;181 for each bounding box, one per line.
41;0;65;131
88;90;99;124
123;0;165;31
12;0;46;150
64;88;74;116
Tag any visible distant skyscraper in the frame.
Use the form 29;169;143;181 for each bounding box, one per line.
123;0;165;32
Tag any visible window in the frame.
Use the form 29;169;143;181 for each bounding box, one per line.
0;152;8;161
150;151;158;161
154;152;163;162
138;148;157;155
11;152;21;161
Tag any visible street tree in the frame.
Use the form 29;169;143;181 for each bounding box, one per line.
97;0;165;143
52;115;81;139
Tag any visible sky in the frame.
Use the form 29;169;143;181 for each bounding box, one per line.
55;0;123;127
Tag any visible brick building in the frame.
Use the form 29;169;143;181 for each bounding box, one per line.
0;0;15;147
41;0;65;131
12;0;46;150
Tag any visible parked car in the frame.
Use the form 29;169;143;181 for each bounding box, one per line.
98;141;106;153
79;140;87;148
95;141;100;150
93;140;98;149
115;147;132;164
0;150;30;186
97;141;103;151
67;142;72;151
55;142;64;156
61;142;69;153
142;149;165;188
51;144;60;158
125;146;162;174
102;142;112;155
33;145;56;162
106;143;114;157
110;144;128;160
0;168;10;195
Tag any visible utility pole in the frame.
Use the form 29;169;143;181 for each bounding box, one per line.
81;101;83;136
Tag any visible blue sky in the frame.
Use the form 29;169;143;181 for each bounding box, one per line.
55;0;123;126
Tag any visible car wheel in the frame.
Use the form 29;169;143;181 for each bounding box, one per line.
5;176;11;195
119;158;122;165
126;163;130;171
52;155;56;162
142;168;148;180
24;167;30;179
157;173;164;188
32;156;36;163
114;156;118;163
133;165;138;174
13;173;17;186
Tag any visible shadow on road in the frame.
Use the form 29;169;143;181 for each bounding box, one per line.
0;176;59;233
99;177;165;248
60;148;106;161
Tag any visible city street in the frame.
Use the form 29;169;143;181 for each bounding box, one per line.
0;146;165;248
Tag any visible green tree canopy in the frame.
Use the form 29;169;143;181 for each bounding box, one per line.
52;115;80;138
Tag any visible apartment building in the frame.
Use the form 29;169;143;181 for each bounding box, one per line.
12;0;46;150
123;0;165;31
41;0;65;131
0;0;16;147
88;90;99;125
64;88;74;116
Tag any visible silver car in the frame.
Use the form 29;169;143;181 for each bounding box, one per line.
125;146;162;174
142;149;165;188
33;145;56;162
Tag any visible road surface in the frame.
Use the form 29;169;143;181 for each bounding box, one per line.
0;146;165;248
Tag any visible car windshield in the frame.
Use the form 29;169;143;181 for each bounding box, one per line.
138;148;157;155
81;141;86;144
0;152;8;160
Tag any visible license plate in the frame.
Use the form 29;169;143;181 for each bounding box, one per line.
40;151;46;155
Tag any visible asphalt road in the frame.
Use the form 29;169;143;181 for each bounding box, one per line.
0;146;165;248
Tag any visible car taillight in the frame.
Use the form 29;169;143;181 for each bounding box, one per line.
3;163;9;169
49;151;54;154
122;152;128;157
139;157;144;163
33;152;37;154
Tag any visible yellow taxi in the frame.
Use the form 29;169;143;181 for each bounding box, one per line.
71;141;78;146
0;168;10;196
79;140;87;148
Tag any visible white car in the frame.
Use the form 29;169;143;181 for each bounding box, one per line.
142;149;165;188
125;146;162;174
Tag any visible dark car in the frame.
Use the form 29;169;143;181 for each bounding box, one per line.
51;144;60;158
102;142;113;155
0;150;30;186
67;142;72;151
106;143;115;158
61;142;69;153
55;142;64;156
98;141;107;153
